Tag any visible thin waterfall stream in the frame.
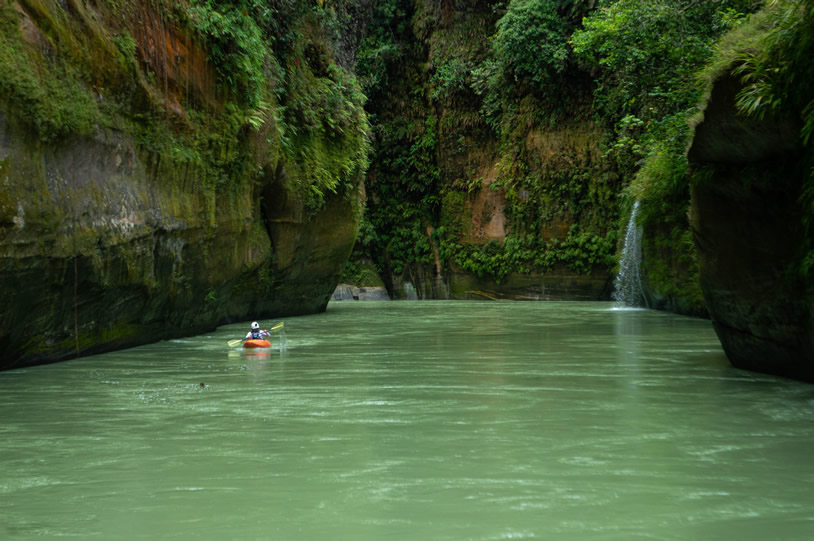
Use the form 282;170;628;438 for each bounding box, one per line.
612;201;647;307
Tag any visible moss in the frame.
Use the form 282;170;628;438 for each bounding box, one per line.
37;320;141;357
0;155;15;225
642;224;706;315
0;2;101;142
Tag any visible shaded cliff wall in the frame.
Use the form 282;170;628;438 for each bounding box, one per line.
687;2;814;382
689;76;812;381
0;0;369;369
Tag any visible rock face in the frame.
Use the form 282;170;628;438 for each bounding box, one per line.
0;110;360;370
446;270;611;301
688;75;814;381
332;284;390;301
0;1;367;370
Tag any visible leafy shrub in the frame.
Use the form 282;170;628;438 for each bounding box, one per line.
572;0;758;146
493;0;570;87
730;0;814;144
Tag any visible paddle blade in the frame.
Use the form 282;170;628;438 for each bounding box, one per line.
227;339;242;348
271;322;284;331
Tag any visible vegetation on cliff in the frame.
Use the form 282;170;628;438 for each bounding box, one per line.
0;0;369;212
695;0;814;284
684;0;814;381
347;0;762;306
725;0;814;145
571;0;761;313
353;0;618;298
752;0;814;283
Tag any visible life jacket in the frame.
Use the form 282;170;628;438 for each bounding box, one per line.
250;329;262;339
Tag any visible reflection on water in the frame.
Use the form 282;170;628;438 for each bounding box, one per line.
1;301;813;540
226;349;273;362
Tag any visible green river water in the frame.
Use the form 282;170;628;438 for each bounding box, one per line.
1;301;813;540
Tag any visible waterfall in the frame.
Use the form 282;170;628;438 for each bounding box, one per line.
612;201;647;307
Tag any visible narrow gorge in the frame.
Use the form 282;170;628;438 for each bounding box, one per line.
2;0;813;381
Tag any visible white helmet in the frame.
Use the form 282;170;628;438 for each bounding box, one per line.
251;321;259;330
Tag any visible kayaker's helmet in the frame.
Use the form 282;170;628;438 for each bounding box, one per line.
251;321;259;330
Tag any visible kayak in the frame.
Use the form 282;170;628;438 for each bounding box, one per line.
243;339;272;349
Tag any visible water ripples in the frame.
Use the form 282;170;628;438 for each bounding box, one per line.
1;301;814;540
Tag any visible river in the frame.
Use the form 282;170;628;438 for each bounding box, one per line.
1;301;813;540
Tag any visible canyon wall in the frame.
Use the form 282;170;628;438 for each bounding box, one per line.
689;74;814;381
0;0;369;369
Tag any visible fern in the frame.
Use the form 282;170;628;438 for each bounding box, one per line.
733;0;814;143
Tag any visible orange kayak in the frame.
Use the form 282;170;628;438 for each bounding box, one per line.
243;339;271;349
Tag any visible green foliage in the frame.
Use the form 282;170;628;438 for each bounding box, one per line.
572;0;760;308
354;0;812;310
340;257;385;287
730;0;814;144
572;0;757;128
439;190;470;240
555;224;616;273
473;0;593;134
353;0;623;292
571;0;759;176
641;224;706;313
186;1;268;107
631;115;695;226
449;224;614;281
112;31;137;63
355;0;412;98
359;112;439;280
283;62;371;212
430;57;472;101
493;0;570;87
0;0;368;215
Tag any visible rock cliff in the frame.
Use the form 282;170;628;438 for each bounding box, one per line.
689;73;813;381
0;0;369;369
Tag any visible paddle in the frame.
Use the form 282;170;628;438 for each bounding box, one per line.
227;322;284;347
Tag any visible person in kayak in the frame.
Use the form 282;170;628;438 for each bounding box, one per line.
244;321;271;342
